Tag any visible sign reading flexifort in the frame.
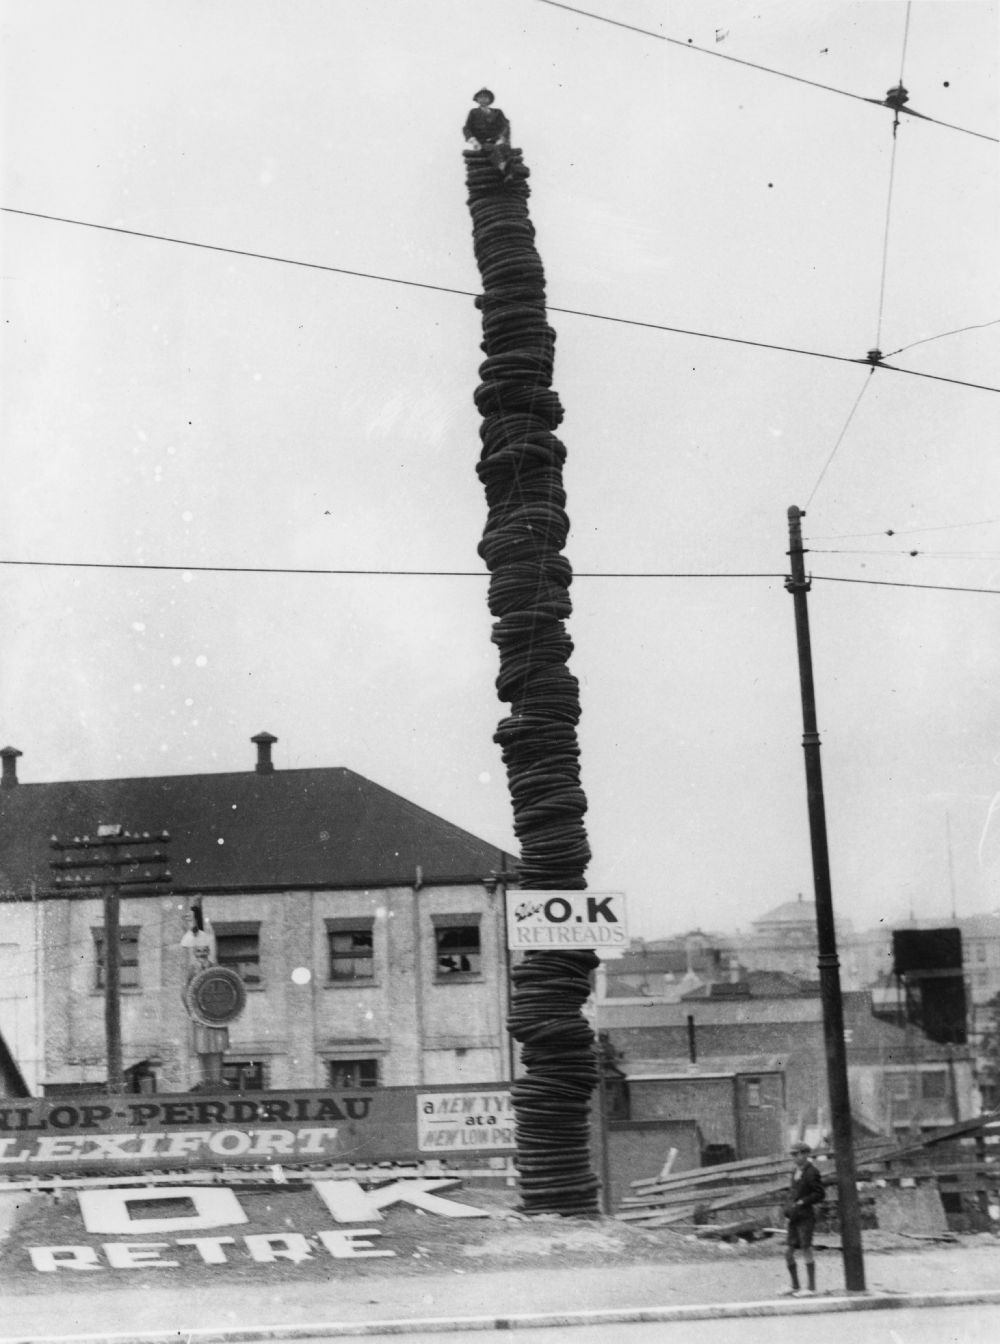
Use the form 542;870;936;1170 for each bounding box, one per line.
505;890;627;950
0;1085;514;1175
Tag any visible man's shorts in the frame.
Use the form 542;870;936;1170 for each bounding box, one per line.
786;1213;815;1250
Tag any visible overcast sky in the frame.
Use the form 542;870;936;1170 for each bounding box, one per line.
3;0;998;940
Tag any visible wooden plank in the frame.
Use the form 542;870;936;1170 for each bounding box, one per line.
620;1184;733;1212
630;1151;783;1188
627;1158;790;1198
631;1206;701;1227
619;1177;790;1224
695;1218;765;1239
701;1178;789;1212
618;1204;697;1223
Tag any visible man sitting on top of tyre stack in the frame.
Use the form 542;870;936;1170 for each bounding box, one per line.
463;87;514;182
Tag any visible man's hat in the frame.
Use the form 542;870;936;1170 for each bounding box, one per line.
473;88;495;103
790;1140;812;1154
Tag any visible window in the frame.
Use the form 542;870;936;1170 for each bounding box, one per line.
222;1060;265;1091
921;1070;948;1101
433;915;482;977
214;923;261;985
93;928;140;990
605;1076;631;1120
125;1060;158;1095
746;1078;762;1108
887;1073;910;1100
326;919;375;982
328;1058;379;1089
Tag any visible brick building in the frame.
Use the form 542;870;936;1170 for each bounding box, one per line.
595;985;978;1142
0;734;517;1095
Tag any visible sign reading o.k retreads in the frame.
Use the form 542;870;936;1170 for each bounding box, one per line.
0;1085;514;1175
505;890;627;951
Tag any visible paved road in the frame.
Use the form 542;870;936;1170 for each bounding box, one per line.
281;1302;999;1343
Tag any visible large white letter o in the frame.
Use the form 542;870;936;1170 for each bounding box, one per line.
78;1186;248;1235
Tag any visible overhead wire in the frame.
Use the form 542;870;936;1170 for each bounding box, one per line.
808;518;1000;540
3;209;998;394
804;369;875;509
883;319;1000;360
808;548;1000;559
811;575;999;596
533;0;998;143
2;17;996;611
873;2;912;352
897;2;913;79
0;556;782;579
0;556;997;595
801;7;903;510
800;5;996;513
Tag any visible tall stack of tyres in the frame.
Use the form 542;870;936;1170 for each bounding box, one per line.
463;136;599;1215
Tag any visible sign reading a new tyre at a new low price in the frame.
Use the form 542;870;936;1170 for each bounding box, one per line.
504;890;627;951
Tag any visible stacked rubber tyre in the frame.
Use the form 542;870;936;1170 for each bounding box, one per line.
464;146;600;1217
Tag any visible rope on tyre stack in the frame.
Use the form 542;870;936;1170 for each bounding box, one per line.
464;139;600;1217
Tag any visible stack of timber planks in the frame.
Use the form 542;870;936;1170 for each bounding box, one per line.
617;1152;809;1229
618;1112;1000;1233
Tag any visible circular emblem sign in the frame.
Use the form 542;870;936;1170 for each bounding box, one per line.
184;965;247;1027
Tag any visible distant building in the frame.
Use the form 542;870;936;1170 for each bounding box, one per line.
954;912;1000;1049
603;1055;786;1204
739;893;891;990
616;898;893;998
620;1054;786;1157
601;933;732;1002
606;893;996;1140
596;979;977;1141
0;734;518;1095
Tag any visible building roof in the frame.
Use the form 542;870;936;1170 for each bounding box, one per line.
752;895;816;928
956;912;1000;938
0;757;517;898
745;970;821;998
623;1054;786;1079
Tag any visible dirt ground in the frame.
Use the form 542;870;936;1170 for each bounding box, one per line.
3;1180;994;1295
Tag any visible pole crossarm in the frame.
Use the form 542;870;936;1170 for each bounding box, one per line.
50;831;170;849
51;852;170;868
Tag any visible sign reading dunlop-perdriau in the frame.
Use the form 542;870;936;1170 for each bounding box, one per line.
0;1084;514;1176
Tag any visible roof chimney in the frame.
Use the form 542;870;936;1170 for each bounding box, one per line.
1;746;22;788
251;731;277;774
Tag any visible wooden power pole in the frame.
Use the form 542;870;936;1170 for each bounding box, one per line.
50;825;171;1093
785;505;866;1292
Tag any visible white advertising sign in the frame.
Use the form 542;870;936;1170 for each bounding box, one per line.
505;890;627;951
28;1179;492;1272
417;1091;515;1151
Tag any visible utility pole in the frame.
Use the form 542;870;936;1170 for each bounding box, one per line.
785;505;866;1292
946;813;958;920
50;826;171;1093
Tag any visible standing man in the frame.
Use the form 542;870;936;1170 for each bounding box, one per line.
784;1140;826;1295
463;88;512;180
